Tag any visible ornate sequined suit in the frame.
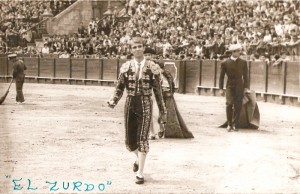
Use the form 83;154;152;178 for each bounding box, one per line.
110;59;167;153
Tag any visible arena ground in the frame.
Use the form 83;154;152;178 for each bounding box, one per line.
0;83;300;194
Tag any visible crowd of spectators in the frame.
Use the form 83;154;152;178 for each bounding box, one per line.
123;0;300;62
0;0;76;51
1;0;300;63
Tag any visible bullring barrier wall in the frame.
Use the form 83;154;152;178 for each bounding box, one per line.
0;57;299;106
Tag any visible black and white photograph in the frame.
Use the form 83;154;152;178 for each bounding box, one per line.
0;0;300;193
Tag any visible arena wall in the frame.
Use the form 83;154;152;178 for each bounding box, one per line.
0;57;299;106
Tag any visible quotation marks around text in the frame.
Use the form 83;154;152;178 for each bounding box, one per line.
4;176;112;192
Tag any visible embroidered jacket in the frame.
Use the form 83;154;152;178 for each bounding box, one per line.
110;59;167;114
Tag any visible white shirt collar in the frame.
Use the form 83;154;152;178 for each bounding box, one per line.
230;56;238;61
133;58;145;67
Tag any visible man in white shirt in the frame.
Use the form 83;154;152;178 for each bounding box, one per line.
41;43;50;54
161;39;172;58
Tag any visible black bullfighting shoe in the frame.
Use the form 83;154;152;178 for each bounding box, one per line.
158;130;164;138
135;176;144;184
133;162;139;172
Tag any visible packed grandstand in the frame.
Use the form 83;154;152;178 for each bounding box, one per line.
0;0;300;62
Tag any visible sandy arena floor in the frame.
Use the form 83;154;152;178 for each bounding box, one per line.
0;83;300;194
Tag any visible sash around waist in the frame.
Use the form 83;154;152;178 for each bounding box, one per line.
228;77;242;80
128;93;152;97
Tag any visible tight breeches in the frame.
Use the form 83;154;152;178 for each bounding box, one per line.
124;95;152;153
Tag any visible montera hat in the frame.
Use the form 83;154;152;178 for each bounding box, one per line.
227;44;242;52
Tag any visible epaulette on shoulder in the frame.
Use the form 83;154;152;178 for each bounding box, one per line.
119;61;131;74
149;61;161;75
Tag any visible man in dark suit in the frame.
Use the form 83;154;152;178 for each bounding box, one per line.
9;54;27;104
219;44;249;132
77;22;86;37
212;34;226;59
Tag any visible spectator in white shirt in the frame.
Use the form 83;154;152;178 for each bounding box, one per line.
41;43;50;54
263;29;272;43
59;50;70;58
161;39;172;58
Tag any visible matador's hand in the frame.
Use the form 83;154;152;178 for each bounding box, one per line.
107;99;116;109
244;88;250;94
219;89;225;96
159;113;167;124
